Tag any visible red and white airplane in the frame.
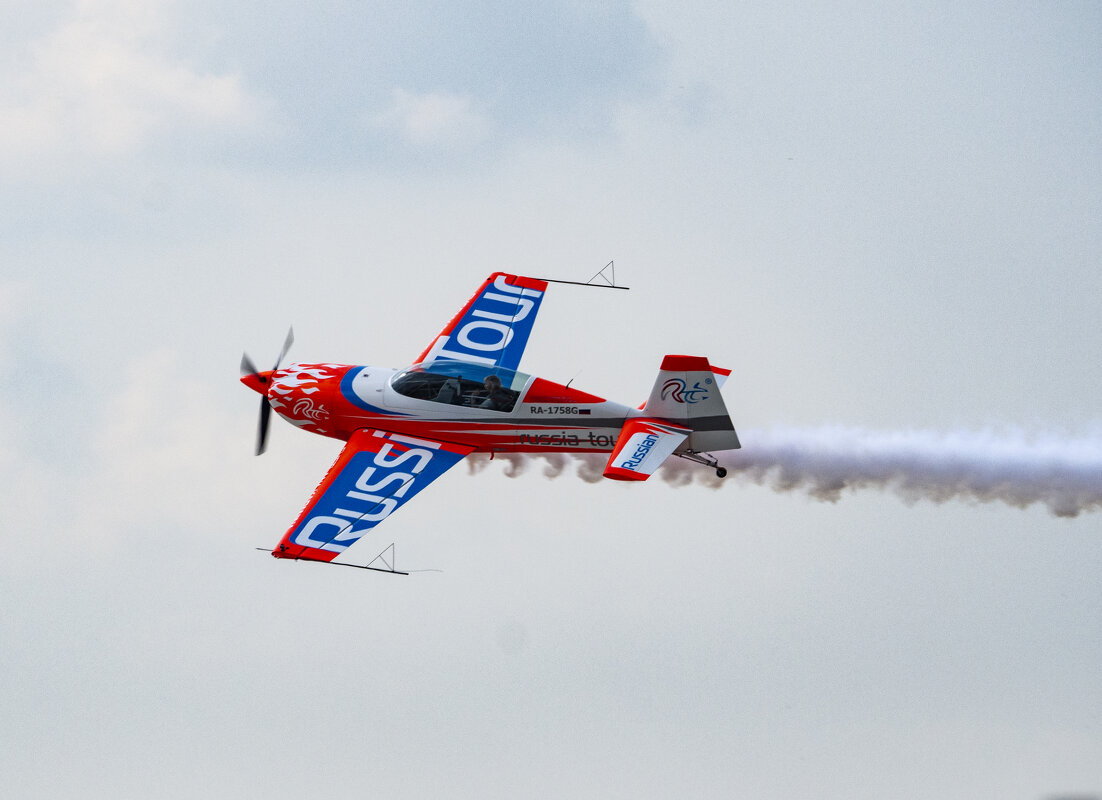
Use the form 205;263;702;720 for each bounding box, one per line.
241;273;740;571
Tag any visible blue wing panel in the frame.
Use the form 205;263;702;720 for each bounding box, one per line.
416;273;548;372
272;429;473;561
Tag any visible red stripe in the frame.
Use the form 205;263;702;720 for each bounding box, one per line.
522;377;605;404
506;274;548;292
660;354;711;371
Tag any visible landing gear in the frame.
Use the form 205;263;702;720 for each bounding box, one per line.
675;449;727;478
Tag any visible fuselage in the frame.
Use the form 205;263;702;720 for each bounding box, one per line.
252;360;639;453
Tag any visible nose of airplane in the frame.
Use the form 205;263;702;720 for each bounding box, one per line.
241;370;275;395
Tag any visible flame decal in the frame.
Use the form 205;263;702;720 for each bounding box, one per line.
268;363;344;428
270;365;341;395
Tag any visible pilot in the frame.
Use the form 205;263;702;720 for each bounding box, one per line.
477;375;512;411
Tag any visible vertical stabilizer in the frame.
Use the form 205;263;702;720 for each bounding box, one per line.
640;355;740;452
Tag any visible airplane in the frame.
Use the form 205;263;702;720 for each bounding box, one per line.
240;272;741;572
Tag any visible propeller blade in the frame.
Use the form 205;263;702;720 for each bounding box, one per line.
244;327;293;456
257;396;272;455
241;352;259;377
274;326;294;370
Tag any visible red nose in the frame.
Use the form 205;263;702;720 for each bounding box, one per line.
241;370;275;395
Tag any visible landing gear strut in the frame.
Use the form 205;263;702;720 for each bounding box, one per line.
676;450;727;479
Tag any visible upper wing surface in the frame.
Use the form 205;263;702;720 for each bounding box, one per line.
416;273;548;372
271;428;473;562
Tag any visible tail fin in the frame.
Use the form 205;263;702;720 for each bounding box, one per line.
641;355;741;452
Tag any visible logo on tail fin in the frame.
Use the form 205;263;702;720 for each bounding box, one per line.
661;378;710;404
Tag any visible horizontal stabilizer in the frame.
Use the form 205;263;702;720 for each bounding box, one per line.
603;419;690;481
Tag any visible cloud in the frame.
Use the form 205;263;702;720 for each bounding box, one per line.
0;0;264;167
0;344;268;560
367;88;492;150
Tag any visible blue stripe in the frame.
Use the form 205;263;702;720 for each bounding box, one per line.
340;367;408;416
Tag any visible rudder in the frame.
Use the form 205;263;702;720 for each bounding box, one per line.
640;355;741;453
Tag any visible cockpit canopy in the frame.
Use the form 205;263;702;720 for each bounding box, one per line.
390;359;529;412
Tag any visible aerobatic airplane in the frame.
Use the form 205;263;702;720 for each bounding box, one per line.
241;272;740;571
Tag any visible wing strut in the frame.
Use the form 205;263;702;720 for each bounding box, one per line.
536;261;629;290
255;546;409;576
365;543;400;573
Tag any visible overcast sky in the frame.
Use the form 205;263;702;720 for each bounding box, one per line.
2;2;1101;798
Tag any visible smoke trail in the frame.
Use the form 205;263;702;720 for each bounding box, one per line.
467;451;606;482
467;427;1102;517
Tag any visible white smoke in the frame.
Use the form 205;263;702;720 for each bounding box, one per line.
468;450;607;482
467;427;1102;517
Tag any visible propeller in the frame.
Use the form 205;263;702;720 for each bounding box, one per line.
240;327;294;455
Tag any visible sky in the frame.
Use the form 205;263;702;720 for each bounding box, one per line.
2;1;1101;797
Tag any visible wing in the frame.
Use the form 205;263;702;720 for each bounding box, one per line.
270;428;474;562
602;419;691;482
416;272;549;371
